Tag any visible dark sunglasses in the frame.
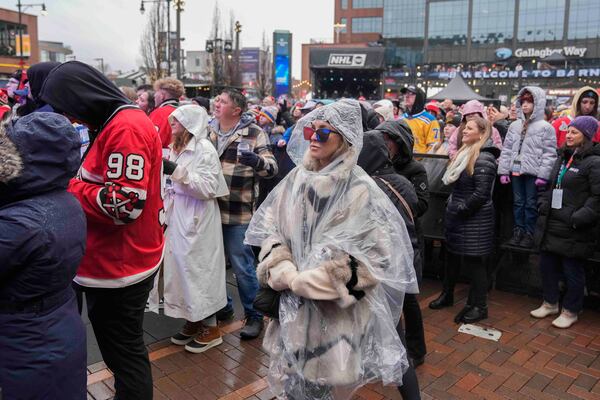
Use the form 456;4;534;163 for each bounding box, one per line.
303;125;336;143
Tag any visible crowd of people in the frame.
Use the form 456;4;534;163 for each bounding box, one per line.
0;60;599;400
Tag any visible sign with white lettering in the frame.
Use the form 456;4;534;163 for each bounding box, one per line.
429;68;600;80
327;54;367;67
514;46;587;59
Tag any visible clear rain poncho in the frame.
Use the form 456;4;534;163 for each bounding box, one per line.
245;99;418;399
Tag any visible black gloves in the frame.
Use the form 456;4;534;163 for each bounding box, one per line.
162;159;177;175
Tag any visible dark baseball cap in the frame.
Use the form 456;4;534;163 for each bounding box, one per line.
400;85;418;95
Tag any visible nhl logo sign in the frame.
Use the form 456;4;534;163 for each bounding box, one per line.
328;54;367;67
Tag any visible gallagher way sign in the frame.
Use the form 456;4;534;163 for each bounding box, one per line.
431;68;600;80
514;46;587;58
327;54;367;67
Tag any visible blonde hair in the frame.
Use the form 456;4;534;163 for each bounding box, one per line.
456;116;491;176
153;77;185;99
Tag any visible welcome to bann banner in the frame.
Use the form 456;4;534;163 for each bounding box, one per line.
428;69;600;80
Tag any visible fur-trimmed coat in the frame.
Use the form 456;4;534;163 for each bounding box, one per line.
255;149;397;386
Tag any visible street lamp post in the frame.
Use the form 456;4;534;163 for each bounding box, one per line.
206;36;233;95
234;21;242;88
140;0;172;76
174;0;184;79
333;22;346;44
16;0;47;67
94;58;105;74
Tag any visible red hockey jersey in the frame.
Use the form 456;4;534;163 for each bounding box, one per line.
69;108;165;288
149;100;178;148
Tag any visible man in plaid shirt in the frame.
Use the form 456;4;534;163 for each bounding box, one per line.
209;89;278;339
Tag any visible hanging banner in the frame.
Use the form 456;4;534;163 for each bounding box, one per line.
428;68;600;80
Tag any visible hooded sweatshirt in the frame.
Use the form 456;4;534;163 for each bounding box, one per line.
552;86;600;147
447;100;503;159
39;61;165;288
373;120;430;217
498;86;557;180
402;88;441;154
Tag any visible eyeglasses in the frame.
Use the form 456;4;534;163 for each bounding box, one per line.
303;125;337;143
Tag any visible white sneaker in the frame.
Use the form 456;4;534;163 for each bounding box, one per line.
552;310;578;329
530;302;559;319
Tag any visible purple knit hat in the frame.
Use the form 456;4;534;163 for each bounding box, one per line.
569;116;599;141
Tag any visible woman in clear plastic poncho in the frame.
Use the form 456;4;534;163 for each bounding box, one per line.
245;99;418;399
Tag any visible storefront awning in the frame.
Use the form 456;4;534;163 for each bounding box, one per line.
310;47;385;70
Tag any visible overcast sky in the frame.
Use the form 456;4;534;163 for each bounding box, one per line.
1;0;334;79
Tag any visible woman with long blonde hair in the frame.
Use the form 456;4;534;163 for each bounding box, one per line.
429;116;500;324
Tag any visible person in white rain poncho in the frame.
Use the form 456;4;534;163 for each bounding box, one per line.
245;99;418;399
160;104;229;353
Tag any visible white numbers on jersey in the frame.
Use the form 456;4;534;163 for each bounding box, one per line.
106;153;145;181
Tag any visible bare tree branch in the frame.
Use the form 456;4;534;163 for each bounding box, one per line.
139;3;167;82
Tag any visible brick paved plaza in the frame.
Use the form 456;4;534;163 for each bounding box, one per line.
85;280;600;400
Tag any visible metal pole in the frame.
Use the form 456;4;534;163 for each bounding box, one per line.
235;24;240;87
17;0;23;66
175;1;181;79
166;0;171;76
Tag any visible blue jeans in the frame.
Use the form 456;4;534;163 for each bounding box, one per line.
222;224;261;320
540;252;585;313
512;174;538;234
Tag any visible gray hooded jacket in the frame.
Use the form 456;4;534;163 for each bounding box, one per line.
498;86;557;179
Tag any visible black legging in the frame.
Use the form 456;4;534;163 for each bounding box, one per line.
397;318;422;399
403;294;426;360
445;252;489;308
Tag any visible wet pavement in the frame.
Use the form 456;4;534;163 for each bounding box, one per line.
85;278;600;399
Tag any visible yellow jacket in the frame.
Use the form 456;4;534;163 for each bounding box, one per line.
401;111;441;154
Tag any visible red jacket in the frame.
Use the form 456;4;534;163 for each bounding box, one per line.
553;115;600;147
149;100;178;148
69;108;165;288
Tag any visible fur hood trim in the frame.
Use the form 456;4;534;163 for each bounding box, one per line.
0;129;23;183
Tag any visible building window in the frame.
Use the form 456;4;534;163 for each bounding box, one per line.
352;0;383;9
341;0;348;9
428;0;468;46
383;0;425;39
340;17;348;33
518;0;565;42
471;0;514;44
56;53;66;62
352;17;382;33
568;0;600;40
195;58;201;67
40;49;49;62
0;21;27;57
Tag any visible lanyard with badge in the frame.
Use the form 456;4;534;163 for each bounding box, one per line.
552;150;576;209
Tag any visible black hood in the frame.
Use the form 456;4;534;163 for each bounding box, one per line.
0;112;81;206
357;131;391;175
375;120;414;166
360;101;380;131
408;88;426;115
28;62;61;102
39;61;132;128
481;138;501;159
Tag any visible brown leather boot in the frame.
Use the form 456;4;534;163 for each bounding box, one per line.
185;325;223;353
171;321;203;346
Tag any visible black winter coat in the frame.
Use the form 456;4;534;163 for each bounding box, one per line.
535;143;600;259
357;132;422;281
445;141;500;256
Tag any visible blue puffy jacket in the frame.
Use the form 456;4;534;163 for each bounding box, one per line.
0;112;87;400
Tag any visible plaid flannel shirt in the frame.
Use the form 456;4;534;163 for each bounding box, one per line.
209;115;278;225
